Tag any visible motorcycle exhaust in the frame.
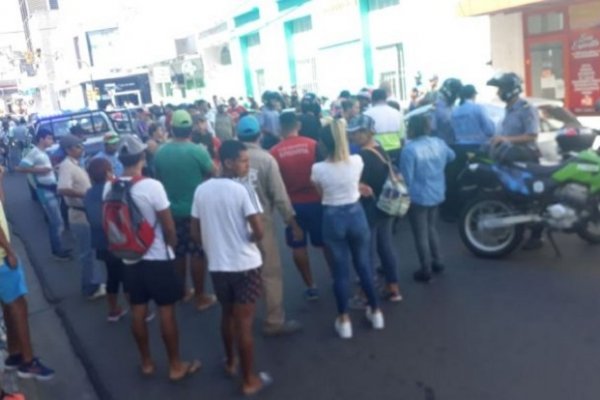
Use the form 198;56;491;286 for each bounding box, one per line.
478;215;541;230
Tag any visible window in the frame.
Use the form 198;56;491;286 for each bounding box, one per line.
528;42;565;101
288;16;312;34
296;57;318;94
245;32;261;48
220;45;232;65
368;0;399;11
278;0;310;12
375;43;407;101
527;12;564;35
86;28;118;67
234;8;260;28
48;0;59;9
255;69;266;97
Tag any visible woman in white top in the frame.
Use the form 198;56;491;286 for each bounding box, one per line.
310;119;384;339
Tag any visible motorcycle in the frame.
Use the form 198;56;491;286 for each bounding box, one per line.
457;133;600;259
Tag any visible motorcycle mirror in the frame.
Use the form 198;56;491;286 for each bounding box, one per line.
593;135;600;152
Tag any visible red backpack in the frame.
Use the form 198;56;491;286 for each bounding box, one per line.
103;176;155;260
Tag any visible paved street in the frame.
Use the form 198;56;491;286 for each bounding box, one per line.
2;201;97;400
6;172;600;400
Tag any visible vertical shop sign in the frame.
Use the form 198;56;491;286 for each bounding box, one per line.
570;30;600;114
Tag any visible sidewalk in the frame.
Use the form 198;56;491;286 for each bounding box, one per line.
1;234;98;400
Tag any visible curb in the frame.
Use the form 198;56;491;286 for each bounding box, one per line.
9;227;60;305
55;305;114;400
8;225;106;400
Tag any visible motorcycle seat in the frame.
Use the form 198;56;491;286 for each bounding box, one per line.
511;162;566;177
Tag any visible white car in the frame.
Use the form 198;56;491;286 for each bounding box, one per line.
482;98;597;164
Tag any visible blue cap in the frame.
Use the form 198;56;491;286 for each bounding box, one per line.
237;115;260;137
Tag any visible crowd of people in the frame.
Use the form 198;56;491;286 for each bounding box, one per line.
0;70;542;397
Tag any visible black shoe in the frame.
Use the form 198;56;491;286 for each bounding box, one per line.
522;238;544;251
432;263;445;274
413;270;432;284
4;353;23;370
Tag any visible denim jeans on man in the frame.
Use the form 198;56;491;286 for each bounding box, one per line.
370;215;399;285
408;204;442;274
36;187;67;255
71;222;104;296
322;202;379;314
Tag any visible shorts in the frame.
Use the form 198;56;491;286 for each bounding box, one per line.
285;202;324;249
174;218;203;258
124;260;183;306
0;261;28;304
211;268;262;305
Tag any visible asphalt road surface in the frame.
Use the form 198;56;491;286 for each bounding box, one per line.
5;173;600;400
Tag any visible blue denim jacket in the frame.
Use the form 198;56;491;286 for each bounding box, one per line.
451;100;496;144
399;136;456;206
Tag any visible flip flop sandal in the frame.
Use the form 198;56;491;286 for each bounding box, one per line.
243;372;274;397
169;360;202;382
183;288;196;303
196;295;217;312
140;364;156;377
223;358;238;378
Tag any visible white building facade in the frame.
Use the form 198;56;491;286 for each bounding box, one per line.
197;0;491;105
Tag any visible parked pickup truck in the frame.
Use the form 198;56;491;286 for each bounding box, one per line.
34;109;135;165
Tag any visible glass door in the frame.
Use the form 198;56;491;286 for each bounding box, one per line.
529;41;565;101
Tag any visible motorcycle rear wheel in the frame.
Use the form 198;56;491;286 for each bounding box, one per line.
459;195;524;258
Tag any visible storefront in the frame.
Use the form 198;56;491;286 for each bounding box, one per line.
461;0;600;116
82;73;152;110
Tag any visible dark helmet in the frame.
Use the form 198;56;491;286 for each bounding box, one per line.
439;78;463;105
487;72;523;102
300;92;321;115
263;90;283;105
261;90;273;104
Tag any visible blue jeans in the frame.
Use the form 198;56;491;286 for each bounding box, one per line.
71;222;104;296
322;202;379;314
36;187;67;255
408;204;442;274
371;216;399;285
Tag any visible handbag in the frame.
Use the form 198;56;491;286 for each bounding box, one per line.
365;148;411;217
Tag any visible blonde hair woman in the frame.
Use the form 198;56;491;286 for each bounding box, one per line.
310;119;384;339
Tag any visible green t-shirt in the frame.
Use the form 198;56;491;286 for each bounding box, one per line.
154;141;213;218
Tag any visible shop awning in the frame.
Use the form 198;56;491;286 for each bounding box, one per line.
457;0;549;16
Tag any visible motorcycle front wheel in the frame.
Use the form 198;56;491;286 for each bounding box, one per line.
576;219;600;244
459;195;524;258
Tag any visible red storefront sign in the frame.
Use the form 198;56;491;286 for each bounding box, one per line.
570;30;600;115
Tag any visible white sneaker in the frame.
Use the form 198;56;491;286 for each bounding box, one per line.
87;284;106;301
366;308;385;330
335;318;352;339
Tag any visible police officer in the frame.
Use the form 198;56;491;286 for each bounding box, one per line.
431;78;462;145
431;78;462;220
487;72;543;250
487;73;540;161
